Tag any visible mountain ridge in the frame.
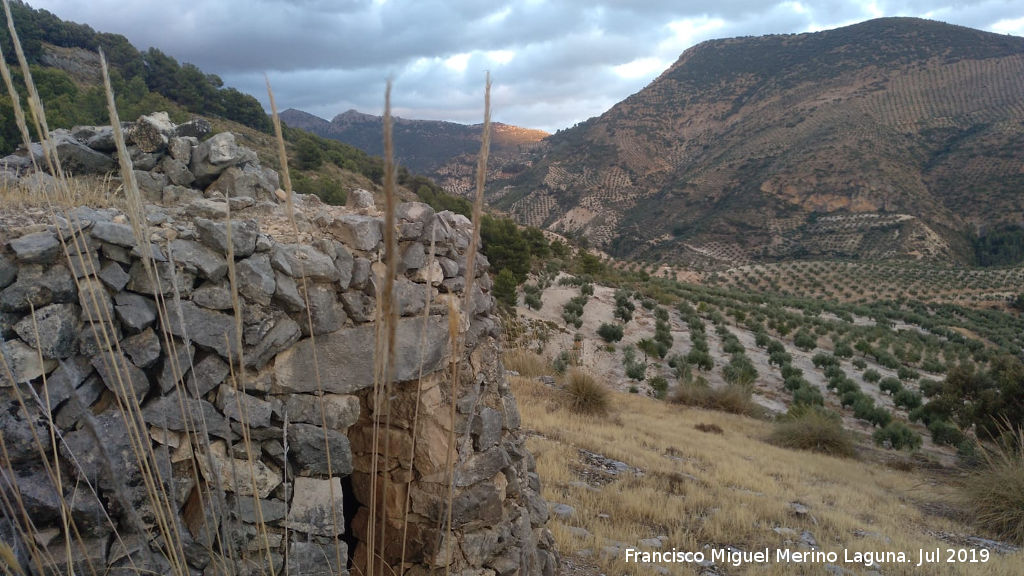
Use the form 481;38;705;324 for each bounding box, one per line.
493;17;1024;267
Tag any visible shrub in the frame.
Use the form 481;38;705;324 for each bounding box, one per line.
873;422;922;451
897;366;920;381
879;377;903;395
823;365;845;380
852;358;867;370
961;428;1024;544
722;354;757;386
794;330;817;351
625;361;646;381
552;351;571;374
671;381;763;418
755;331;770;348
784;376;808;391
686;349;714;371
780;363;802;380
722;337;744;354
597;323;624;343
649;376;669;399
695;423;724;434
918;379;941;397
768;349;792;367
771;407;856;457
524;291;542;310
867;406;893;428
792;384;825;407
862;369;882;383
812;352;838;368
927;420;965;446
833;340;854;358
836;378;860;395
894;389;922;410
840;390;862;408
566;369;609;415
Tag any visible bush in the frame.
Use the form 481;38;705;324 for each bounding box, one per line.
841;390;862;408
780;364;802;379
671;381;764;418
879;377;903;395
794;330;817;351
927;420;965;446
649;376;669;399
812;352;838;368
722;354;757;386
552;351;571;374
836;378;859;395
784;376;808;391
792;384;824;407
862;369;882;383
897;366;920;381
755;331;770;348
625;361;646;381
566;369;609;415
597;323;624;343
768;349;792;367
686;349;714;371
873;422;922;451
962;429;1024;543
918;379;942;397
771;407;856;457
852;358;867;370
894;389;922;410
833;340;854;358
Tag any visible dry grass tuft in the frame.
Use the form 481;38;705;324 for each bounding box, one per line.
769;408;857;458
670;381;765;418
565;368;608;415
694;422;724;434
503;349;552;378
962;428;1024;544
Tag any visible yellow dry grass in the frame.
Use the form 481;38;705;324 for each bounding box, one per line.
509;372;1023;576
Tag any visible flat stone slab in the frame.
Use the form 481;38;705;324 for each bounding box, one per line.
273;315;449;394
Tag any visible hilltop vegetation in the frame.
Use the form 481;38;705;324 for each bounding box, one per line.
0;0;269;153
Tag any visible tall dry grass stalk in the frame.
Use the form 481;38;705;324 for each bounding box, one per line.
440;71;492;576
266;77;344;574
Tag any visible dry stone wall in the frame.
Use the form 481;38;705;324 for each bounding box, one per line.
0;117;558;576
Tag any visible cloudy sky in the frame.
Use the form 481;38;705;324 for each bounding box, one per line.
29;0;1024;132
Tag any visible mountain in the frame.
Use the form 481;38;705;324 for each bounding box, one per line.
279;108;547;195
494;18;1024;266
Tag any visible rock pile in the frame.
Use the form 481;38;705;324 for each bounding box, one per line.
0;121;557;576
1;112;280;204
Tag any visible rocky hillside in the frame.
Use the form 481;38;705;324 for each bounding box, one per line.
495;18;1024;267
0;118;558;576
281;108;548;195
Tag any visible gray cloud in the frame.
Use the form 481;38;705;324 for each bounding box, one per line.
28;0;1024;132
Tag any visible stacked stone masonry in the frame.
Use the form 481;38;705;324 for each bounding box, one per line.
0;114;558;576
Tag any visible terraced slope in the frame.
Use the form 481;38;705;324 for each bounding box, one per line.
496;18;1024;267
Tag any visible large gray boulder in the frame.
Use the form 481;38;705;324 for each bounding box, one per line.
127;112;175;153
273;315;449;394
47;130;116;175
190;132;254;187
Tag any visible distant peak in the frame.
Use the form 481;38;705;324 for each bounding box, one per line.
333;109;379;123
